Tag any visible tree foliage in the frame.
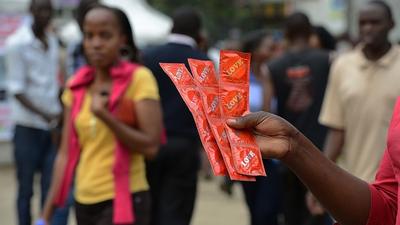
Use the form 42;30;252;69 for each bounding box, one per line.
148;0;278;43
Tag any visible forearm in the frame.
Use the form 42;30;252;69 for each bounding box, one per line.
15;94;53;120
42;108;71;222
323;129;344;162
283;134;370;225
42;151;67;220
98;111;158;155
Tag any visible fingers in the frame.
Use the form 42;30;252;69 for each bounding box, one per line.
226;111;271;129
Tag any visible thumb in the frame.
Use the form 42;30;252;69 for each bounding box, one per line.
226;111;269;129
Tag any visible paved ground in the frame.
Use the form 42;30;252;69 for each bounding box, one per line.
0;142;249;225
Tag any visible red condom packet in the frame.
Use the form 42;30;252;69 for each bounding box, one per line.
159;63;227;176
188;59;255;181
219;50;266;177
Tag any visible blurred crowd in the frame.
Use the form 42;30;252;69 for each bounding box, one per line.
3;0;400;225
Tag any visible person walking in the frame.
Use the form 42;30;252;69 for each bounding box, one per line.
5;0;68;224
142;6;208;225
267;12;331;225
41;5;162;225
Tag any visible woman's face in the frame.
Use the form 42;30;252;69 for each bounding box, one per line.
83;8;125;69
254;36;275;62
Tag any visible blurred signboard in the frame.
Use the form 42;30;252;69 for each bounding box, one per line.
0;14;24;53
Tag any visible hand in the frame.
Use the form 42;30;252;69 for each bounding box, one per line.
35;218;49;225
41;201;54;225
51;127;62;147
91;90;109;117
306;191;325;215
41;113;60;124
226;111;300;159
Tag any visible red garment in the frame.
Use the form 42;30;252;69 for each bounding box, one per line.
365;97;400;225
54;61;138;224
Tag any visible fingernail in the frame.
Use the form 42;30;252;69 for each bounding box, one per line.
226;119;236;124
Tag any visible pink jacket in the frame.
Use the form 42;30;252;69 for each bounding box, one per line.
54;61;138;224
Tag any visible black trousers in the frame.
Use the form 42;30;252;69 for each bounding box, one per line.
75;191;151;225
146;137;200;225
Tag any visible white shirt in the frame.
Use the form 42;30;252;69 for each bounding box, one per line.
167;33;197;48
5;25;62;130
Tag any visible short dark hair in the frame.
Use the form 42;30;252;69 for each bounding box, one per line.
30;0;51;10
75;0;99;30
171;6;202;42
313;26;337;51
285;12;312;41
241;30;271;53
368;0;393;22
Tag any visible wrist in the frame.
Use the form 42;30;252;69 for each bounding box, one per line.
94;108;112;122
281;131;309;166
92;107;108;118
39;112;50;121
41;205;52;222
49;118;59;130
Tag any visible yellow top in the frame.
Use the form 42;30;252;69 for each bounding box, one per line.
62;66;159;204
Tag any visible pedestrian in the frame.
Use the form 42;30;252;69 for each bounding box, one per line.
5;0;68;224
267;12;331;225
307;0;400;218
319;0;400;183
309;25;337;61
240;30;283;225
141;6;208;225
40;5;163;225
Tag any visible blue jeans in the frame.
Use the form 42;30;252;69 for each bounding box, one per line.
13;125;69;225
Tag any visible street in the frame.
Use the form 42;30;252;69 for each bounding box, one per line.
0;143;248;225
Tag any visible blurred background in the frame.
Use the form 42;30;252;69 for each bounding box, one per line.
1;0;400;225
1;0;400;154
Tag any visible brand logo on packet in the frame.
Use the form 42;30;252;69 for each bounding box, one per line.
201;125;214;143
185;90;200;108
241;151;256;168
221;130;227;140
175;67;183;80
225;92;243;110
210;96;218;112
226;59;244;76
202;129;210;138
191;94;199;105
199;66;210;82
